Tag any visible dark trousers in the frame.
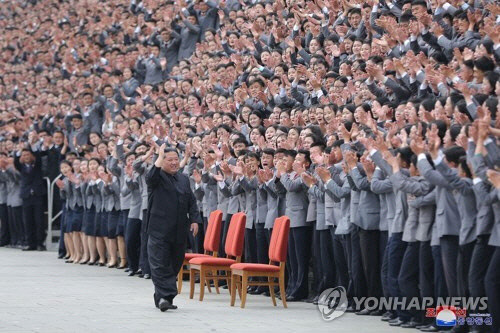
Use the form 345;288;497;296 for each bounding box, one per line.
432;245;448;298
58;206;67;257
148;236;185;306
350;226;367;300
469;235;494;299
139;211;150;275
387;232;409;320
485;246;500;331
312;229;321;295
440;235;459;297
22;201;45;248
288;226;312;299
192;211;204;254
457;241;474;297
330;228;350;293
380;231;389;298
315;228;335;294
419;241;434;299
0;203;10;245
219;214;232;257
399;242;420;320
125;218;142;272
244;227;257;263
8;206;23;246
359;228;382;298
255;223;269;264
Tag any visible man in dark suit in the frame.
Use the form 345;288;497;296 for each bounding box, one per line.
14;148;46;251
145;144;200;312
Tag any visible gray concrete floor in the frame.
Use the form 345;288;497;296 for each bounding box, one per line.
0;247;407;332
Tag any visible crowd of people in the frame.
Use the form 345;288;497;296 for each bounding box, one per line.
0;0;499;330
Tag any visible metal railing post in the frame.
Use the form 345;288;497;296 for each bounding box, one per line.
44;174;62;251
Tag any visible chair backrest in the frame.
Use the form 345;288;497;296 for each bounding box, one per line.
224;212;246;258
203;210;223;253
268;216;290;263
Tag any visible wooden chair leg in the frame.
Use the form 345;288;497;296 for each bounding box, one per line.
241;272;248;308
268;276;277;306
226;275;231;295
177;266;183;294
236;275;242;300
279;274;287;308
189;268;195;299
230;273;237;306
214;270;220;294
199;268;206;301
205;271;212;293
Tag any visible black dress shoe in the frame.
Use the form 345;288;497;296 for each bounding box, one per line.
137;272;145;278
419;324;440;332
305;295;317;303
222;284;228;289
369;309;384;316
65;260;74;263
158;298;177;312
88;261;97;266
249;287;267;295
117;265;126;269
388;318;408;326
22;246;36;251
37;245;46;251
381;312;397;321
286;296;304;302
124;268;131;273
143;274;151;279
128;270;138;277
345;305;356;313
450;326;468;333
58;254;65;259
356;309;372;316
107;264;117;268
79;260;89;265
401;320;424;328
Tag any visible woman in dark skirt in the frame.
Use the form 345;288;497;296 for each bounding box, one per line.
104;170;121;268
56;161;74;262
68;159;86;264
95;164;109;266
82;158;100;265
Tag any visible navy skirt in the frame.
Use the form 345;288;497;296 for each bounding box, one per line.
61;206;68;233
107;210;120;239
117;209;129;237
96;211;109;237
68;207;84;232
83;207;96;236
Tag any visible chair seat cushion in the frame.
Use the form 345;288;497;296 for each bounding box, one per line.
189;257;236;266
185;253;210;260
230;263;280;272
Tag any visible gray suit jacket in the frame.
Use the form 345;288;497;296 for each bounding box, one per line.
325;173;352;235
262;172;286;229
280;172;309;228
435;162;477;245
350;167;380;230
417;157;460;238
233;176;257;229
391;172;434;243
309;178;327;230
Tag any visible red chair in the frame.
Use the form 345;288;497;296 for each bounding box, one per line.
189;212;246;301
230;216;290;308
177;210;223;293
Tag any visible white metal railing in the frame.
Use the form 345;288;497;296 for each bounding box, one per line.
44;175;62;251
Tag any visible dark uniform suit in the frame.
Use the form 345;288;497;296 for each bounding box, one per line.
145;166;201;307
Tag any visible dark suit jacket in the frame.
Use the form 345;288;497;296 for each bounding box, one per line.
14;152;45;203
145;166;201;243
